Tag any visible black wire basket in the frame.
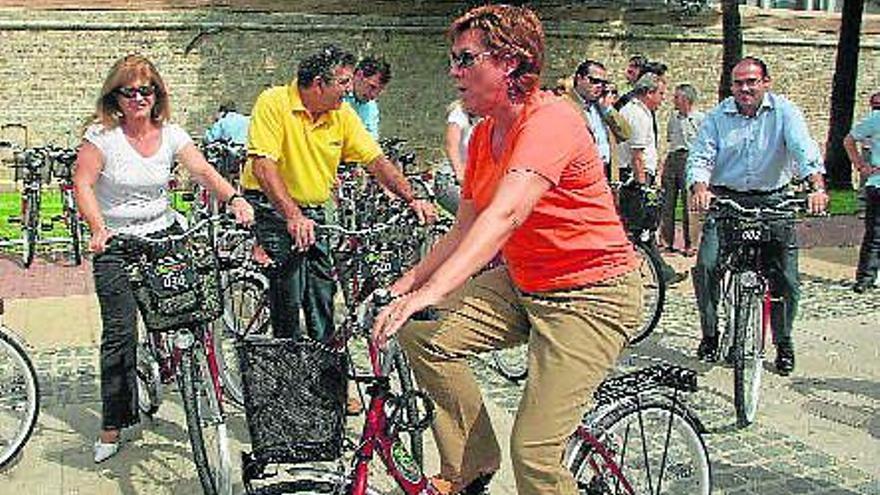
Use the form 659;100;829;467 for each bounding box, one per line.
237;336;347;464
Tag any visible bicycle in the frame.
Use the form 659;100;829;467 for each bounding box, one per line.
0;298;40;470
710;196;803;427
5;146;51;268
108;216;232;495
243;291;711;495
47;146;85;266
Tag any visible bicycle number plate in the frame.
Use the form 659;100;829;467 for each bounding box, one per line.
733;221;770;243
148;259;196;294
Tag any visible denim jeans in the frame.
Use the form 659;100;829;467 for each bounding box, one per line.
856;186;880;286
245;191;336;342
691;190;799;350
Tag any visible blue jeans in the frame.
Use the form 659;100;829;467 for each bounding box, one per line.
691;190;799;350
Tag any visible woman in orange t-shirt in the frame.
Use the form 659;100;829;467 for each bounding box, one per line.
372;5;641;495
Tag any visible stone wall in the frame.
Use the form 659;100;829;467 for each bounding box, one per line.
0;6;878;179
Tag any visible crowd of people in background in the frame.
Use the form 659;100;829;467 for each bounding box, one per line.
70;3;877;491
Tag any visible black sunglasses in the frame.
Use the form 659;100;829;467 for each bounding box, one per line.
449;50;493;70
587;76;610;86
116;85;157;99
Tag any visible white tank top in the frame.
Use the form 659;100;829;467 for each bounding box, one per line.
85;123;192;235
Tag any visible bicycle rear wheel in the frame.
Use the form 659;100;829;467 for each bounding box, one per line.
214;273;270;406
246;467;383;494
491;345;528;382
20;192;37;268
628;240;666;345
0;328;40;469
565;400;711;495
179;335;232;495
731;272;764;428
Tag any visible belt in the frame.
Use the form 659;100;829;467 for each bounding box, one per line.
711;185;788;197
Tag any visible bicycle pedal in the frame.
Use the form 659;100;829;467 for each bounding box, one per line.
7;216;21;223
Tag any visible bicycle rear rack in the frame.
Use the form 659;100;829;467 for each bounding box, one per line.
594;364;698;405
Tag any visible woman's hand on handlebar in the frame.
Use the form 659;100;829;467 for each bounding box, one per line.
372;286;441;349
89;227;112;254
228;196;255;227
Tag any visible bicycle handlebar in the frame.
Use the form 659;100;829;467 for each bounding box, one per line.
710;196;805;218
105;214;227;252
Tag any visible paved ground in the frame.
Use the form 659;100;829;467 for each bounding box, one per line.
0;225;878;494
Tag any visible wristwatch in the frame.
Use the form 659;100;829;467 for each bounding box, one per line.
226;192;244;206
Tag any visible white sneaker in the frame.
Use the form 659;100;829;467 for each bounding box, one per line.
93;439;120;463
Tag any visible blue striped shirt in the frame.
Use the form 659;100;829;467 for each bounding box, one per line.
686;92;824;191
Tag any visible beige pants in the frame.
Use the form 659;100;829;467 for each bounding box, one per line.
399;267;642;494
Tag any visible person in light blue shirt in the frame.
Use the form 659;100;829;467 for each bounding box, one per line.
686;57;829;376
203;101;249;145
342;56;391;140
844;91;880;294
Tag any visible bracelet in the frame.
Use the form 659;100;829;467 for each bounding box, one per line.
226;192;244;207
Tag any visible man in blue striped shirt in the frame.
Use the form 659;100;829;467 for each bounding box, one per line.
686;57;829;376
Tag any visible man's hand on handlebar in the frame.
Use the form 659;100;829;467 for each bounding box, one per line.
286;214;317;251
409;199;437;225
690;182;714;212
228;196;255;227
806;190;829;216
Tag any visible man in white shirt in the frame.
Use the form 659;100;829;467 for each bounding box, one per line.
619;73;687;285
660;84;705;255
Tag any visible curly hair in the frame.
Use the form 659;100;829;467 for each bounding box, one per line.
95;54;171;128
449;4;544;102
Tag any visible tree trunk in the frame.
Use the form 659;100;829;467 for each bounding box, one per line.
718;0;743;101
824;0;864;189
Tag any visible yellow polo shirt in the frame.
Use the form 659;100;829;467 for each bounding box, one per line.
241;80;382;206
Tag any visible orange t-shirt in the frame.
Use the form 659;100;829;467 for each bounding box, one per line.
462;91;637;293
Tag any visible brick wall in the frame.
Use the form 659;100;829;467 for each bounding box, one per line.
0;6;878;182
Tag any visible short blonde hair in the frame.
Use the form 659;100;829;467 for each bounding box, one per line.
95;54;171;128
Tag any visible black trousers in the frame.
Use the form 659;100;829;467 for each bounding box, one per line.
856;186;880;285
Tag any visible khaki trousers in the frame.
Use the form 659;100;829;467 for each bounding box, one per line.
399;267;641;494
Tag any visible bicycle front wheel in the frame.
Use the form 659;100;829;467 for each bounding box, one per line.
214;273;269;406
246;467;383;494
179;336;232;495
388;342;425;469
565;400;711;495
67;204;83;266
629;240;666;345
20;193;37;268
0;328;40;469
731;272;765;427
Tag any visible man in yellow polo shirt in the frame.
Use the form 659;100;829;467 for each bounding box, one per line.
241;44;435;342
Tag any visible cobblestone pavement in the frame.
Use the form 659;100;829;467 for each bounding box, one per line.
5;270;880;494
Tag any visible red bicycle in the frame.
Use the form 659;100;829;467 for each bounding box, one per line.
241;290;711;495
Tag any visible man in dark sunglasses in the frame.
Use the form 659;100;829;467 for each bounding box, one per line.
570;59;631;181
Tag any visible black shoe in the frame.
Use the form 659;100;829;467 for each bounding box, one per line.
697;335;719;362
461;472;495;495
776;347;795;376
665;271;689;287
853;281;873;294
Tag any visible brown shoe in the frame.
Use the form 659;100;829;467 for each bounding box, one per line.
346;396;363;416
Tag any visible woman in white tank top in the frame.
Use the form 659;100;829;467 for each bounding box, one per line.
73;54;253;463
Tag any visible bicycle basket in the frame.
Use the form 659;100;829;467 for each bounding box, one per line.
131;235;223;331
618;184;663;233
237;336;347;464
12;150;52;184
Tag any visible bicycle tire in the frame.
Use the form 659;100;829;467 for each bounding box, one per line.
246;467;383;494
68;200;83;266
628;240;666;345
21;192;37;268
179;337;233;495
215;273;270;406
565;399;711;495
0;328;40;469
491;345;528;382
135;341;161;417
732;272;764;428
389;344;424;468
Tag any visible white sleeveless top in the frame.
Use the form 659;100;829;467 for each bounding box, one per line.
84;123;192;235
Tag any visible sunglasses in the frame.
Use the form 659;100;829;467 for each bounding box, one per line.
587;76;610;86
449;50;493;70
116;85;157;99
